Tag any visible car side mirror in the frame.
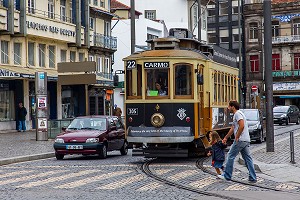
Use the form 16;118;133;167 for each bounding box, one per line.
62;127;67;132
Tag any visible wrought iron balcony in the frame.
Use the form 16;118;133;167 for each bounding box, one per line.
272;35;300;44
272;70;300;77
93;34;117;50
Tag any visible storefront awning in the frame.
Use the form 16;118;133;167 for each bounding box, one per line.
278;95;300;99
0;65;58;80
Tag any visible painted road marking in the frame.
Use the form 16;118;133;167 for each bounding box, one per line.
168;170;199;181
98;174;144;190
189;177;218;188
225;183;249;191
0;170;33;179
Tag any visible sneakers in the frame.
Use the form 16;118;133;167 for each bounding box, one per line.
248;179;257;183
217;174;230;181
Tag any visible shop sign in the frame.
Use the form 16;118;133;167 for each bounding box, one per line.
26;21;76;37
273;82;300;91
0;69;20;77
37;97;47;109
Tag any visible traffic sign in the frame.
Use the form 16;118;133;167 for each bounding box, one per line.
251;85;258;92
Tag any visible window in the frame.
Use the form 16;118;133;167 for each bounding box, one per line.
146;67;169;97
61;50;67;62
294;53;300;70
175;64;192;96
250;55;259;72
49;45;55;68
147;34;158;40
1;41;9;64
69;1;73;23
145;10;156;20
60;0;66;22
28;42;35;66
97;57;102;72
232;6;238;14
90;17;94;29
70;51;76;62
79;53;85;62
219;2;228;15
272;21;279;37
104;57;109;73
249;22;258;39
100;0;105;7
233;34;240;42
48;0;54;19
126;63;142;98
208;9;215;16
38;44;46;67
193;5;198;29
94;0;98;6
89;55;94;61
104;21;110;36
0;82;15;121
272;54;281;71
14;43;22;65
208;34;217;43
28;0;35;13
220;37;229;43
293;19;300;35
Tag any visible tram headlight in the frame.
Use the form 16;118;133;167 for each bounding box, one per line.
151;113;165;128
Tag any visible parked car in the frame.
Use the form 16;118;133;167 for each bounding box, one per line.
53;116;127;160
240;109;265;143
273;105;300;125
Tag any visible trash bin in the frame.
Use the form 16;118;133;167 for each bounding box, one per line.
36;131;48;141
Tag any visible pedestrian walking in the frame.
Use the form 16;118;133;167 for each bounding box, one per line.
207;131;226;175
218;100;257;183
17;102;27;132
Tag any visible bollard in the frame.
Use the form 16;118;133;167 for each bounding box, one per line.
290;131;296;164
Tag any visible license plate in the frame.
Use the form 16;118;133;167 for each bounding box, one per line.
66;145;83;150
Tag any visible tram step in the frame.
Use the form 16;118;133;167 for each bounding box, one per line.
132;148;188;158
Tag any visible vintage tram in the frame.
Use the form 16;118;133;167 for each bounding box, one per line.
117;28;239;157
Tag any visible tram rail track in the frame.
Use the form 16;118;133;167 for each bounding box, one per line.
141;158;244;200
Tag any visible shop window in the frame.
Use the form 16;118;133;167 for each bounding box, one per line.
0;83;14;121
250;55;259;72
38;44;46;67
294;53;300;70
61;49;67;62
174;64;192;96
1;41;9;64
272;54;281;71
28;42;35;66
49;45;55;68
146;65;169;97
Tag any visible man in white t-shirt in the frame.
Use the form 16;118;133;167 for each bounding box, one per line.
218;100;257;182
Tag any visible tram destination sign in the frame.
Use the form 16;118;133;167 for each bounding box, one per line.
144;62;169;69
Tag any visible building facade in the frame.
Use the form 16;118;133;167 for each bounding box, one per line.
244;0;300;110
0;0;116;130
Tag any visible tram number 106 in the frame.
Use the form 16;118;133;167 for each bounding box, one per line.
127;60;136;69
127;108;138;115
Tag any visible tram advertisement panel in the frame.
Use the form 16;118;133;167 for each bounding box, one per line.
212;108;234;129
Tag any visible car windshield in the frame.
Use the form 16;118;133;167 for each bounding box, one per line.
241;110;258;121
68;118;107;131
273;106;289;113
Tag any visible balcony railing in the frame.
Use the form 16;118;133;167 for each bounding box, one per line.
96;72;113;80
93;33;117;50
272;35;300;44
272;70;300;77
27;8;74;24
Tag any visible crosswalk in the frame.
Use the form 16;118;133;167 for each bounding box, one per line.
0;166;298;192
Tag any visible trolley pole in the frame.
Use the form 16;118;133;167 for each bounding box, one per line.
130;0;136;54
263;0;274;152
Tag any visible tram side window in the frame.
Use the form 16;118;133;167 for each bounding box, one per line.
175;64;192;95
126;64;142;98
146;69;168;96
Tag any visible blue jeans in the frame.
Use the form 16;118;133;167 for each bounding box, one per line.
18;120;26;131
224;140;256;181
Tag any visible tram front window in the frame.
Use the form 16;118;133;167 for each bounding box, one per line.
146;69;168;97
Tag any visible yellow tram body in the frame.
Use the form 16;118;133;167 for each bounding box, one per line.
121;29;239;157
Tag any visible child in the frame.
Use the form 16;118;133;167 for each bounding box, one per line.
207;131;227;175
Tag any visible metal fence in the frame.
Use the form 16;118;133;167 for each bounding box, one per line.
48;119;73;139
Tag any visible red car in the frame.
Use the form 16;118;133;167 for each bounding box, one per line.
53;116;128;160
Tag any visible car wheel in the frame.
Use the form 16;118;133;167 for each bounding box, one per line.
296;118;300;125
120;141;128;155
257;129;264;143
286;118;289;125
99;144;107;159
55;153;64;160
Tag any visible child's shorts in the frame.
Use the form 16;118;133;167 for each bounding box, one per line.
212;160;224;168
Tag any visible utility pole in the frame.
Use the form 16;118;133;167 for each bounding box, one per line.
238;0;243;107
197;0;202;42
263;0;274;152
130;0;136;54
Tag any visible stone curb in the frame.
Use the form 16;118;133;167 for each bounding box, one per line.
0;152;55;166
238;157;262;173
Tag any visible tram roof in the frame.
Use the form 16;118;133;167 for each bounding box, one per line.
124;49;209;60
